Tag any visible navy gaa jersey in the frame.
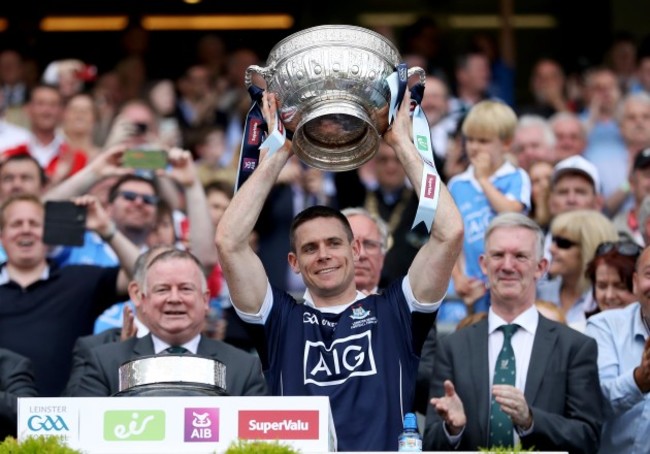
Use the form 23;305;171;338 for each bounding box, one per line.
246;279;436;452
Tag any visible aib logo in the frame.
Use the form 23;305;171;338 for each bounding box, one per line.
27;415;69;432
184;408;219;442
103;410;165;441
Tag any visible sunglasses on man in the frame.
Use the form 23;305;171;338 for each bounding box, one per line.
118;191;159;206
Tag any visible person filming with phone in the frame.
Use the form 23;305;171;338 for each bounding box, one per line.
0;193;139;396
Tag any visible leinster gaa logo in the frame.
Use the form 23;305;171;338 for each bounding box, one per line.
349;305;370;320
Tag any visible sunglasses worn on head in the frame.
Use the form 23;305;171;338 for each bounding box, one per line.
595;241;642;257
552;235;578;249
119;190;159;206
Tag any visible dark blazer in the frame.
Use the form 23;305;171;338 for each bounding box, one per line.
71;334;268;397
0;348;38;440
423;316;602;454
62;328;122;397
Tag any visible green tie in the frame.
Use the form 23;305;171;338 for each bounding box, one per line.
165;346;189;355
488;324;519;448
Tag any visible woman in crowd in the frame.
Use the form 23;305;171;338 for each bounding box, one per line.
537;209;619;331
585;240;642;315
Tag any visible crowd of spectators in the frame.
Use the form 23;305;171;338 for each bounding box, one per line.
1;15;650;452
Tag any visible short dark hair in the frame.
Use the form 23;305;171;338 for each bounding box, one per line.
27;83;62;104
108;174;158;203
0;153;47;187
204;180;233;200
289;205;353;253
586;247;638;294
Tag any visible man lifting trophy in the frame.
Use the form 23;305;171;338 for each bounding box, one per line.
238;25;433;170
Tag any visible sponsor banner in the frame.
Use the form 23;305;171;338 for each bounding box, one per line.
184;408;219;442
18;396;334;453
21;402;78;443
238;410;319;440
104;410;165;441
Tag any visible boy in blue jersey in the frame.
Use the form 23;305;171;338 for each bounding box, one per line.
216;90;464;451
449;101;531;313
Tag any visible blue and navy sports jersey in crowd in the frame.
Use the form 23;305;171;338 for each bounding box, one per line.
244;279;436;452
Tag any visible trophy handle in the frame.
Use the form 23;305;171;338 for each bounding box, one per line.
245;65;272;88
408;66;426;87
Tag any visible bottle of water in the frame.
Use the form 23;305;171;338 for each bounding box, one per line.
397;412;422;452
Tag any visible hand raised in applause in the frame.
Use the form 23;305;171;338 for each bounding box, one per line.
492;384;533;429
634;335;650;393
430;380;467;435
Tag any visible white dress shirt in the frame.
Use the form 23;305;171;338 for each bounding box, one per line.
151;333;200;354
488;305;538;390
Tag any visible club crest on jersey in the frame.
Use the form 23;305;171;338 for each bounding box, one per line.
303;331;377;386
349;305;370;320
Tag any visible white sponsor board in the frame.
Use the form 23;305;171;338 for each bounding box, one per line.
18;396;336;453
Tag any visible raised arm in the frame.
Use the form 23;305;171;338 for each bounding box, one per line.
215;92;293;314
73;195;139;294
43;145;131;201
164;147;218;268
384;90;464;304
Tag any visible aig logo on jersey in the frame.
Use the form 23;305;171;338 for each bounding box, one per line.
304;331;377;386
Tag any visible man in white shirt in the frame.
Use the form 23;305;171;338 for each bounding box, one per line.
423;212;602;453
71;249;268;397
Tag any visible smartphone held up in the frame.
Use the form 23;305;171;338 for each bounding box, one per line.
122;149;168;170
43;201;87;247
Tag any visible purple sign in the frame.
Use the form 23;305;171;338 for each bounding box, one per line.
184;408;219;442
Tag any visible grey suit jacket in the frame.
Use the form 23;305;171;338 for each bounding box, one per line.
63;328;122;397
423;316;602;454
72;334;268;397
0;348;38;439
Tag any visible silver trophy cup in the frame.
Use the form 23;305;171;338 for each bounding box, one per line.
245;25;425;171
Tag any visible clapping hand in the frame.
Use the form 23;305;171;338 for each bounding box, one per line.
492;384;533;429
430;380;467;435
634;336;650;393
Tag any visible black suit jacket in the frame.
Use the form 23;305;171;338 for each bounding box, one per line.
71;334;268;397
423;316;602;454
0;348;38;440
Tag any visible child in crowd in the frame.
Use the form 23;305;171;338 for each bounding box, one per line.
193;126;236;187
449;100;531;313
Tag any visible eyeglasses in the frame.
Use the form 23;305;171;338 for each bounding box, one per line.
118;191;159;206
552;235;578;250
595;241;643;258
359;238;384;255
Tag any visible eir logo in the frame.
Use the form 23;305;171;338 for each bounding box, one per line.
303;331;377;386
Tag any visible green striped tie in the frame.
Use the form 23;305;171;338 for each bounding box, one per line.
165;346;189;355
